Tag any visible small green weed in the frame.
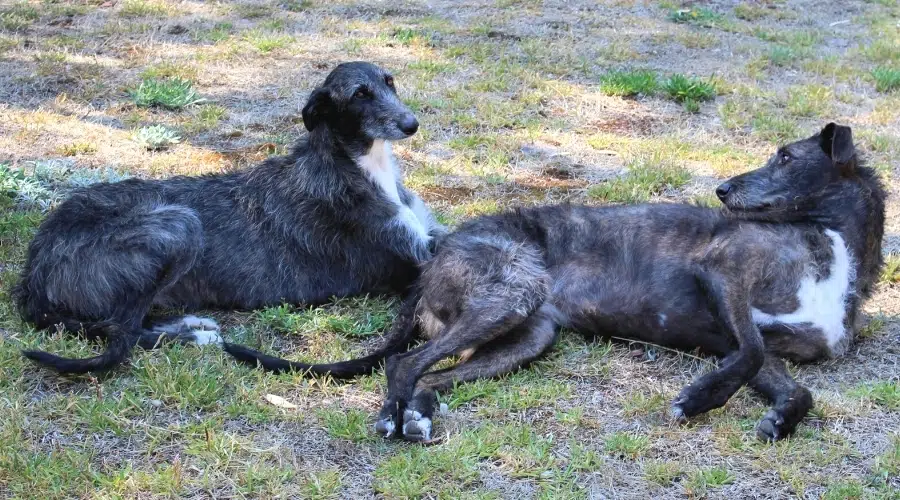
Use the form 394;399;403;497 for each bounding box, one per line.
644;460;683;486
822;479;864;500
850;381;900;410
687;466;735;492
599;70;659;97
58;142;98;157
604;432;649;459
131;125;181;151
120;0;171;18
873;67;900;93
130;78;204;109
663;74;716;112
669;8;726;29
786;84;832;117
589;155;691;203
317;408;373;443
881;253;900;284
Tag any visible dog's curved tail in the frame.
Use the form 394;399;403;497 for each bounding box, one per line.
21;320;136;375
224;291;421;378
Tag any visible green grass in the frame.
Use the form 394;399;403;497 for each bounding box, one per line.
662;74;716;112
873;67;900;93
598;70;659;97
751;113;800;144
588;154;691;203
0;2;39;32
687;466;735;493
57;142;98;157
131;125;181;151
850;381;900;410
317;408;373;443
644;460;684;486
786;84;832;117
244;29;293;53
130;78;204;110
668;7;727;29
880;253;900;284
604;432;649;459
119;0;172;18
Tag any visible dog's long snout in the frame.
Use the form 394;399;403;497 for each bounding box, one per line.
398;114;419;136
715;182;733;202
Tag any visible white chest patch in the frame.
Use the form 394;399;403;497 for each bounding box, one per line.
356;140;430;243
751;229;855;348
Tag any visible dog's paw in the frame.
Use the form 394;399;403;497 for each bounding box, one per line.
375;399;404;439
401;409;432;442
182;315;220;331
756;409;801;442
190;330;223;346
374;415;397;438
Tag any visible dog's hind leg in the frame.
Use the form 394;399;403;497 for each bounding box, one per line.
394;305;559;441
671;267;766;419
749;354;813;442
144;315;222;346
374;306;534;439
20;204;203;374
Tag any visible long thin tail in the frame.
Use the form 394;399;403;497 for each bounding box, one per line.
21;321;135;375
224;291;421;378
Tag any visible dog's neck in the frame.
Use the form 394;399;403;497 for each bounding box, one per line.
355;139;401;205
725;164;886;296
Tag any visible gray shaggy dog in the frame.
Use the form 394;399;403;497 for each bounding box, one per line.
14;61;445;375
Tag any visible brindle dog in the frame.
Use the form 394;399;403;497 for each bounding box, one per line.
228;123;886;443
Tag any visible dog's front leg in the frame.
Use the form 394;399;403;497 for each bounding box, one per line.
672;268;765;419
749;353;813;441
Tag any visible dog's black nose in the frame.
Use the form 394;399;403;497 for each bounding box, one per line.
715;182;733;202
398;115;419;136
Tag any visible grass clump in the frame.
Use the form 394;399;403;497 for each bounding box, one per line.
873;67;900;93
786;84;832;117
687;466;735;493
119;0;171;18
132;125;181;151
880;253;900;284
663;74;716;112
604;432;649;459
317;409;373;443
0;163;57;210
599;70;659;97
244;30;293;53
130;78;204;110
850;380;900;410
58;142;98;157
0;2;39;32
669;8;725;28
589;155;691;204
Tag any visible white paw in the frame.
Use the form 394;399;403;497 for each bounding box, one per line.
182;315;219;331
375;418;395;438
402;409;432;442
191;330;223;346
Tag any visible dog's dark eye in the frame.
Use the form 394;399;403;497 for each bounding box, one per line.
353;87;370;99
385;75;395;89
780;152;791;164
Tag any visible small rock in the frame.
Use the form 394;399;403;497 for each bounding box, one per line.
149;399;162;407
167;24;188;35
439;403;449;414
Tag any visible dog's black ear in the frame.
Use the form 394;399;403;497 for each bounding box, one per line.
302;88;331;131
819;122;855;171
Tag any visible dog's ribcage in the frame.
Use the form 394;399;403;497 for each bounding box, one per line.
751;229;855;349
357;140;431;243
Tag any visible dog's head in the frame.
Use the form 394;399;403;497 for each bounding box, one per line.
301;61;418;145
715;123;858;212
